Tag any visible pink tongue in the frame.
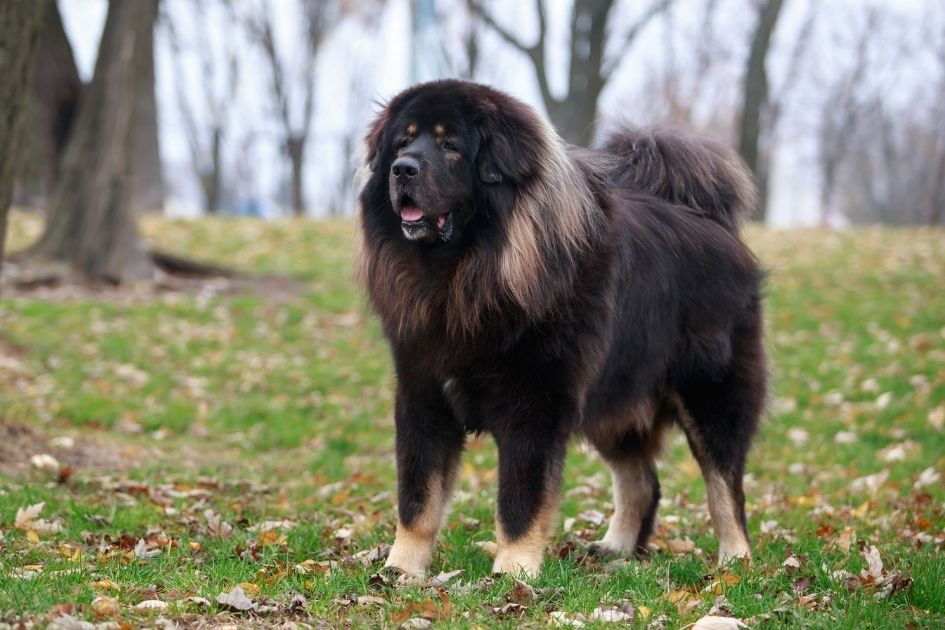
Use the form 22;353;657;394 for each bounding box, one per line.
400;207;423;222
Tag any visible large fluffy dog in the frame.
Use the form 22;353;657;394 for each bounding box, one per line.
357;80;766;578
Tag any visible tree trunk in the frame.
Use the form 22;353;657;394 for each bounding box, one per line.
927;132;945;226
18;0;81;201
556;0;611;146
1;0;49;287
288;137;306;216
737;0;785;221
133;6;163;213
202;126;223;215
30;0;159;283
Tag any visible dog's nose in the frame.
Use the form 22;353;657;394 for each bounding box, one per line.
391;156;420;182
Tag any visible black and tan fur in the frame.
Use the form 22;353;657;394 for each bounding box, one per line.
357;80;766;578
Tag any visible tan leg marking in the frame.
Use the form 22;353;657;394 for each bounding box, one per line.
671;394;751;565
595;458;654;556
492;492;559;579
385;456;461;577
704;470;751;564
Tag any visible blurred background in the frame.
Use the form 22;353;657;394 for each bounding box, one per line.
3;0;943;232
1;4;944;623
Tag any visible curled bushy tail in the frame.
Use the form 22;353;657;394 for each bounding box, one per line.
600;127;757;232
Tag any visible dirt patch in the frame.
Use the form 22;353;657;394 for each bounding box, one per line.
1;258;305;305
0;420;153;477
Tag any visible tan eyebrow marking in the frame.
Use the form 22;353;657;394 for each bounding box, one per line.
407;123;417;134
434;123;445;136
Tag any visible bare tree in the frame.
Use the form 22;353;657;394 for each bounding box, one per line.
634;0;735;133
133;0;164;213
737;0;786;220
166;0;240;215
17;0;82;203
925;22;945;225
815;8;875;226
1;0;49;285
247;1;334;216
27;0;160;282
471;0;671;146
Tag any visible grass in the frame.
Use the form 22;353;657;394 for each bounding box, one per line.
1;211;943;627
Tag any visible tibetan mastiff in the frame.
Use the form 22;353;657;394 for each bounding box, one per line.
357;79;766;578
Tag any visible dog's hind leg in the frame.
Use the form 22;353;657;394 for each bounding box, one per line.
674;322;765;564
586;406;668;557
385;379;465;577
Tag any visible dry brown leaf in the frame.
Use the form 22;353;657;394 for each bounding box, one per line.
91;596;120;617
508;579;538;604
667;537;696;554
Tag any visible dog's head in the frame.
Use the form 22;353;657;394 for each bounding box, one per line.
361;80;548;245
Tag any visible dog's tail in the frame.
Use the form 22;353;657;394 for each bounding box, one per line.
600;127;757;232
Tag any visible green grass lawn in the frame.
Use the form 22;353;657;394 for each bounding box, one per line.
1;212;943;628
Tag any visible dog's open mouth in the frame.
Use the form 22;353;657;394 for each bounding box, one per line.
399;196;453;243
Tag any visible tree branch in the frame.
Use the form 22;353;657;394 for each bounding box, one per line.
601;0;672;81
470;0;556;107
468;0;533;55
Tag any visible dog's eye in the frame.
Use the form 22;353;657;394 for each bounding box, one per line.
397;138;411;150
443;139;458;152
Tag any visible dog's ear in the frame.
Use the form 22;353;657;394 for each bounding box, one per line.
476;102;544;184
364;105;392;172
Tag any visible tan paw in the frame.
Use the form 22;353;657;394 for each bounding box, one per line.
384;539;432;578
492;549;542;579
717;542;751;567
586;538;634;558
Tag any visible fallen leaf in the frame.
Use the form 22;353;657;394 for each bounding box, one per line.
577;509;606;526
591;603;635;622
30;453;61;472
217;585;255;612
692;615;747;629
15;502;45;530
353;544;390;567
549;611;587;626
205;509;233;538
667;537;696;554
91;596;120;617
428;569;463;587
792;576;812;595
492;602;526;618
356;595;387;606
863;545;883;580
507;579;538;604
914;467;941;489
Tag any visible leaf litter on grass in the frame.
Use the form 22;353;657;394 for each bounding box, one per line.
2;216;945;627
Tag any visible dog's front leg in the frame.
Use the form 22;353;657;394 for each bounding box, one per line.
492;424;568;579
384;377;464;577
